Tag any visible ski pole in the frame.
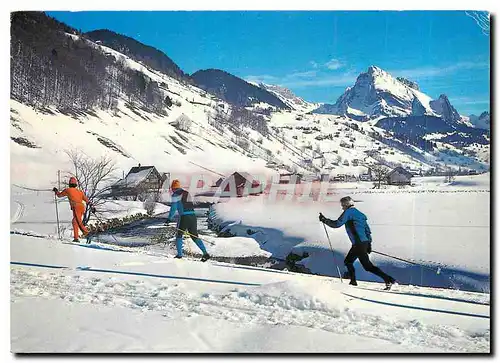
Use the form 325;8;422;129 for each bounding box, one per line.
164;222;215;246
322;222;343;283
54;193;61;240
372;250;441;273
372;250;420;265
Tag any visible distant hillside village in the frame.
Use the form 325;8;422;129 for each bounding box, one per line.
110;162;481;202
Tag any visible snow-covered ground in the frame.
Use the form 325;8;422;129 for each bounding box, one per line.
10;234;490;353
9;174;490;353
210;175;490;293
10;184;269;258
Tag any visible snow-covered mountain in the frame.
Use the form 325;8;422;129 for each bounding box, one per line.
314;66;437;120
468;111;491;130
429;94;462;124
257;83;319;113
9;14;491;353
313;65;474;127
310;66;489;159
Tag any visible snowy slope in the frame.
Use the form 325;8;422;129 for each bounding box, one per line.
9;18;491;354
267;113;442;174
10;33;331;186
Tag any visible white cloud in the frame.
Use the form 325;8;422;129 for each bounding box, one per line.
290;70;318;78
246;71;357;89
448;97;490;105
391;62;489;80
283;74;357;88
324;58;343;70
245;74;279;85
245;60;355;89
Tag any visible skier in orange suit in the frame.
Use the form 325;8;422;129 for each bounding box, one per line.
53;177;94;242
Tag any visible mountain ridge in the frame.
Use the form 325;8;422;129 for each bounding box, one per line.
191;69;290;110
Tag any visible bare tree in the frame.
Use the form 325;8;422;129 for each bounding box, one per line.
65;149;119;223
370;164;389;189
143;191;160;216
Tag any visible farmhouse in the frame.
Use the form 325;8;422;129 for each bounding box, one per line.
386;166;413;185
217;172;263;197
112;165;168;200
279;173;303;184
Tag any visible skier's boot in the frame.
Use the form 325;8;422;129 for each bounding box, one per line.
72;238;80;243
85;233;93;244
384;277;396;290
173;255;182;259
201;253;210;262
349;280;358;286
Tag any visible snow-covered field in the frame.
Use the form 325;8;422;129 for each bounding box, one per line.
9;173;491;353
10;233;490;353
211;175;490;293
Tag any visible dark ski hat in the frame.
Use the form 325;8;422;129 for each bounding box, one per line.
340;196;354;207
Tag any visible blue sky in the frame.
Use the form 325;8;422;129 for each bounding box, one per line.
47;11;490;115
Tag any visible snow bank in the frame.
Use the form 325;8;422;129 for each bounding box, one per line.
202;236;272;258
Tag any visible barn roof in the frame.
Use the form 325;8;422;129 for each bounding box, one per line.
115;166;160;188
232;171;258;181
129;166;156;174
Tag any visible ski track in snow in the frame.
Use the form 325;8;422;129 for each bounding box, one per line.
10;267;489;352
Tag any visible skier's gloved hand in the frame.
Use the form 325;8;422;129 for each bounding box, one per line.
319;212;327;223
52;187;58;193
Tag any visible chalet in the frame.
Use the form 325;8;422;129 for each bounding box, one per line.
112;165;168;200
279;173;303;184
386;167;413;185
217;172;263;197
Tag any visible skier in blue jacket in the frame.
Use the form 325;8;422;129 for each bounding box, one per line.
319;196;395;288
165;179;210;261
